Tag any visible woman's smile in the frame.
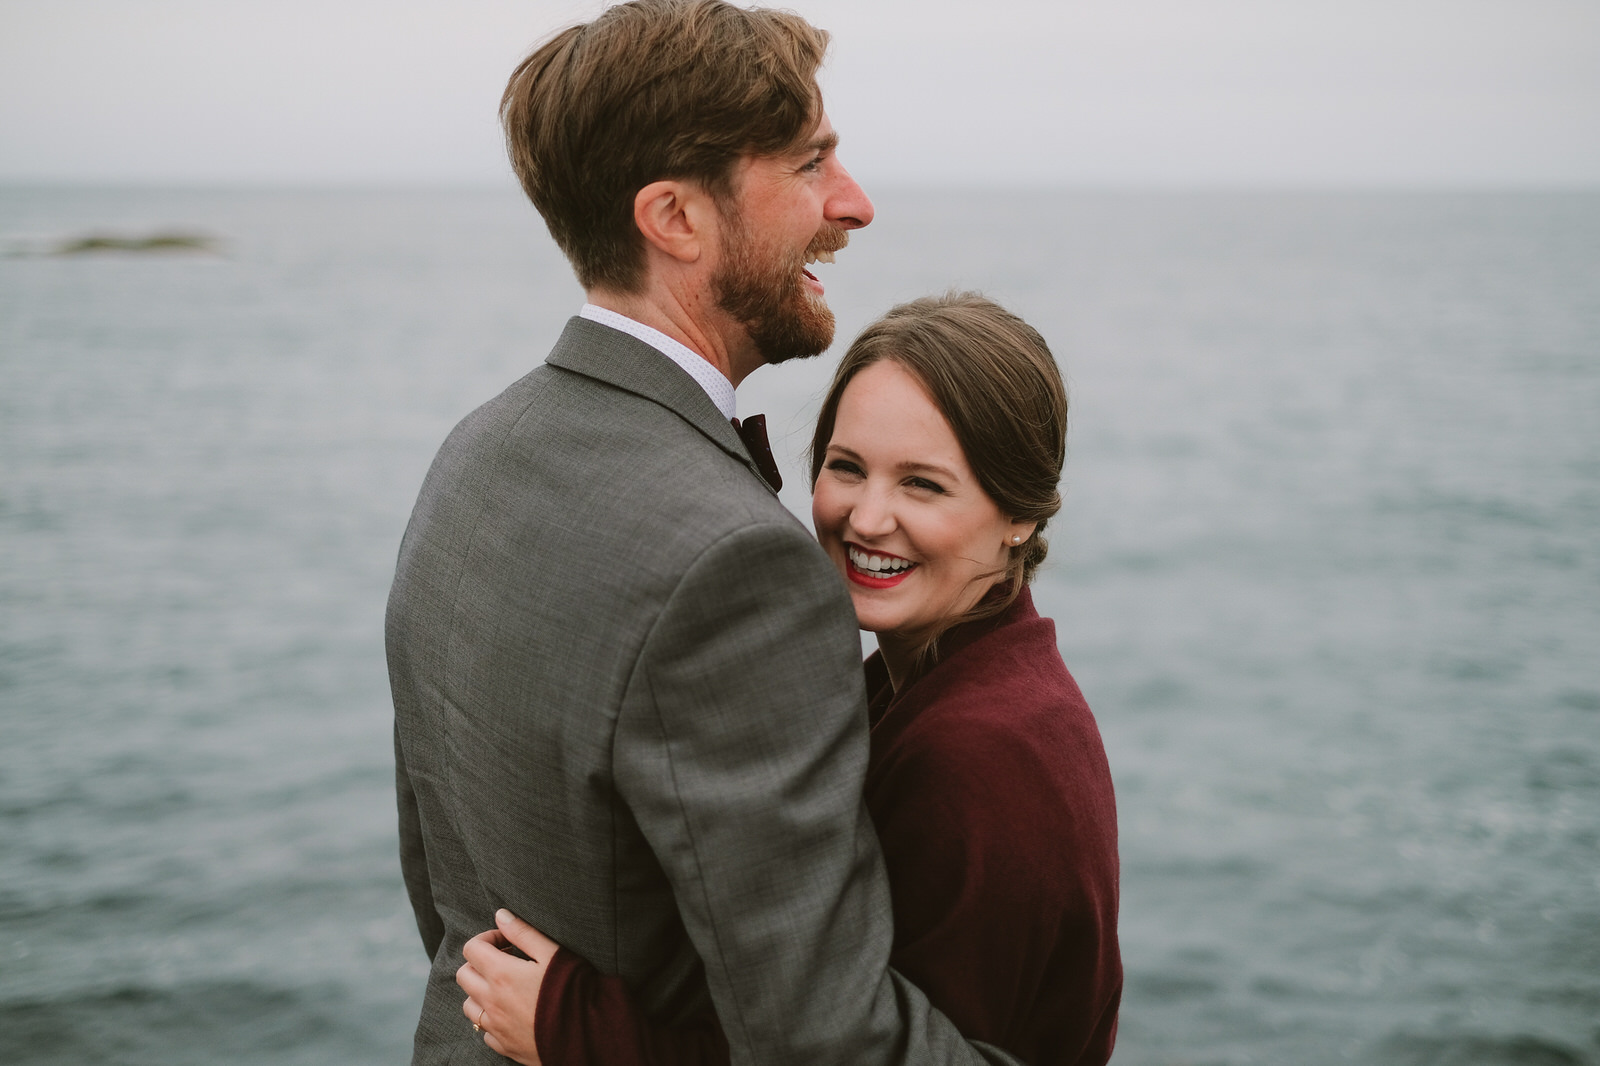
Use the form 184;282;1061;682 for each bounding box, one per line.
845;543;918;588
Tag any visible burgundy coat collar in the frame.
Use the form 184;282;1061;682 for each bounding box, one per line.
864;585;1038;728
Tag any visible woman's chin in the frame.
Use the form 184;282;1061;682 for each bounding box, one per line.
846;592;890;633
851;609;905;645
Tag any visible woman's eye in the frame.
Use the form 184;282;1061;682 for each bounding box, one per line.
908;477;946;494
826;459;863;477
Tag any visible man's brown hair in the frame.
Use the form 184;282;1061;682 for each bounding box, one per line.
501;0;829;293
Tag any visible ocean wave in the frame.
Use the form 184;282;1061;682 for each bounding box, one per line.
1377;1031;1591;1066
0;979;358;1066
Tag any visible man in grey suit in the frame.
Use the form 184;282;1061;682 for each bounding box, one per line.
387;2;1020;1062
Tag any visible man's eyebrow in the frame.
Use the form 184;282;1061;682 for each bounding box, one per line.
805;131;839;155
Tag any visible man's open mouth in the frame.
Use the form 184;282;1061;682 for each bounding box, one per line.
802;248;836;284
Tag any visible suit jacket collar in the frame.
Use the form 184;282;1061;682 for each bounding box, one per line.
545;316;776;495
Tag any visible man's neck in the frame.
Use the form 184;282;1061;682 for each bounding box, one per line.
586;285;760;387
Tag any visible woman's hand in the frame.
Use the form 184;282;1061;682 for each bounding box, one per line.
456;908;562;1065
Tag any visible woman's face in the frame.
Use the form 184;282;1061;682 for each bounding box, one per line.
812;359;1034;640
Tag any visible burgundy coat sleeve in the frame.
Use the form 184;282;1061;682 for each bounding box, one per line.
536;948;730;1066
863;596;1121;1066
868;716;1119;1065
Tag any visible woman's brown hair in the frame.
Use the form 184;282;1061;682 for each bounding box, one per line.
809;292;1068;648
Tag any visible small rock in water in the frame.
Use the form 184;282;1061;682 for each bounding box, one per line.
50;231;220;254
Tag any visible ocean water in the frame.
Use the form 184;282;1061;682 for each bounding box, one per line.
1;184;1596;1065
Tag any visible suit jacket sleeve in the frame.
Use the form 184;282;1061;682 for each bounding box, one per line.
395;720;444;960
611;520;1025;1066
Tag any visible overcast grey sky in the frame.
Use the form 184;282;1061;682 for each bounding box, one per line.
2;0;1596;187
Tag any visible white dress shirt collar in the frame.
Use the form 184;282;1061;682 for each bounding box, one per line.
579;303;736;421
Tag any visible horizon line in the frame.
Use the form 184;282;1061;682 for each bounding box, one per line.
3;176;1599;195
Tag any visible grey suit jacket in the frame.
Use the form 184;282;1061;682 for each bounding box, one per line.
387;317;1018;1065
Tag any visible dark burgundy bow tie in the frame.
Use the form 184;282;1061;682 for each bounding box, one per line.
731;414;783;492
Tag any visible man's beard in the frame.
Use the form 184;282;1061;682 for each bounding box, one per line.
713;213;849;365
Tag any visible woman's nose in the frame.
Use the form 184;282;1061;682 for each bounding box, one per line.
848;489;896;539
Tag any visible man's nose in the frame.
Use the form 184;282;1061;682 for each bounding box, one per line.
827;161;874;231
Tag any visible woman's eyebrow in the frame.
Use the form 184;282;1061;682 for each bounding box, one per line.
895;460;959;481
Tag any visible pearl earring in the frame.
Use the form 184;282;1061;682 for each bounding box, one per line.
1010;534;1023;545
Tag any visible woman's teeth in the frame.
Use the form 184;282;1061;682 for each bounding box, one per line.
849;546;913;575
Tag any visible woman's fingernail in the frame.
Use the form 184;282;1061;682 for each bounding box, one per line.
495;908;510;922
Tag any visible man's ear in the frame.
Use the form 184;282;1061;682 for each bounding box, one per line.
633;180;718;265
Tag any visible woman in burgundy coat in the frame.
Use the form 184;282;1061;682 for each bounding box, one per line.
456;294;1122;1066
